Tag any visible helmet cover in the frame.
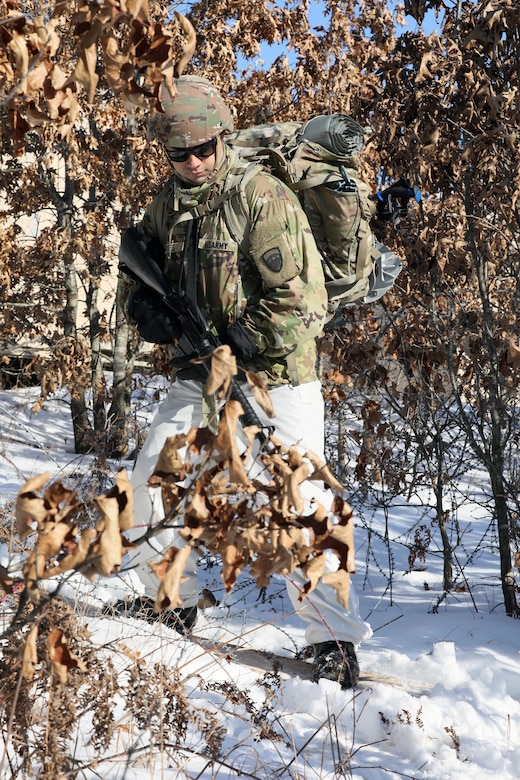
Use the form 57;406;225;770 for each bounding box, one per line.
152;76;234;149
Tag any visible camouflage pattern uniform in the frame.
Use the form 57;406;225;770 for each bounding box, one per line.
133;144;328;387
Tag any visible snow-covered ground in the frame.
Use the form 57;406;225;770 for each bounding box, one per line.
1;385;519;779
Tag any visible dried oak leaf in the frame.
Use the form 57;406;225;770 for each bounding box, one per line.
48;627;87;684
321;526;355;572
21;624;39;681
241;422;262;462
266;449;307;516
0;564;15;594
100;31;130;95
302;505;333;546
102;468;134;531
249;546;294;587
187;425;214;455
214;400;251;485
415;51;436;83
7;32;29;80
40;519;77;557
66;28;99;103
277;526;309;551
152;432;190;478
173;10;197;78
314;497;355;573
16;472;52;540
44;479;76;510
151;545;194;612
44;527;97;578
299;554;327;600
507;337;520;368
305;450;346;492
321;569;351;609
286;447;310;515
332;493;355;529
264;452;292;513
22;521;79;603
157;478;184;517
127;0;151;20
43;479;83;525
222;542;246;592
205;344;237;397
86;494;127;577
245;370;275;418
185;487;210;525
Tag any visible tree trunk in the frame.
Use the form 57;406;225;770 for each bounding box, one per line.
107;278;135;458
491;473;518;616
63;254;94;453
337;402;348;475
61;234;93;453
87;277;107;441
39;146;95;454
431;405;453;592
437;505;453;593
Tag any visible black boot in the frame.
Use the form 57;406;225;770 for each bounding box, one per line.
312;640;360;689
105;596;198;636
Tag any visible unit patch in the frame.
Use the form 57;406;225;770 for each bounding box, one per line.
261;248;283;273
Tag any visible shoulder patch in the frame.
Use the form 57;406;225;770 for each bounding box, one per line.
262;248;283;273
249;213;302;287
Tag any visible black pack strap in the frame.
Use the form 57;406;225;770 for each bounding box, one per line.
179;217;200;308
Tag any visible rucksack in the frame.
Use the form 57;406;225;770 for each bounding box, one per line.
225;114;403;317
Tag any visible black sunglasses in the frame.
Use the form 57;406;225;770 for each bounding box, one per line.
165;137;217;163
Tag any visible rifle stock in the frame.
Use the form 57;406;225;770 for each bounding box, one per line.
119;226;272;445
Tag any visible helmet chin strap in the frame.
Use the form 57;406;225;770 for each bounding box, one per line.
214;135;226;167
203;136;233;187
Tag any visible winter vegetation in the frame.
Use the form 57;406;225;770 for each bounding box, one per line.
1;0;520;778
1;381;519;779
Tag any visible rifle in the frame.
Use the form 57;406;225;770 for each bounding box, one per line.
118;225;274;447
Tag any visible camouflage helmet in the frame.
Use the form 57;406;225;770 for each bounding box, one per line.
152;76;234;149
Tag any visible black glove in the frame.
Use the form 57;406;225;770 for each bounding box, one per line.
128;288;181;344
371;179;420;224
221;320;259;362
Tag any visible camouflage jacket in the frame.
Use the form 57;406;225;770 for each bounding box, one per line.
122;145;328;386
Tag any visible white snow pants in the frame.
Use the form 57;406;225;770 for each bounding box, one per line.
128;378;372;647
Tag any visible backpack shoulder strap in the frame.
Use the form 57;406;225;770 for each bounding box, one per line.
170;160;261;249
220;161;263;254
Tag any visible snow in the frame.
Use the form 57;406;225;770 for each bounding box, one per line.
1;384;519;779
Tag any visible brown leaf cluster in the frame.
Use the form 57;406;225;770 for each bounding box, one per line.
19;596;91;683
1;1;196;153
48;626;88;683
147;399;354;613
14;468;133;604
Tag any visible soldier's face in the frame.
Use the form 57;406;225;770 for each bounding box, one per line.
168;138;217;184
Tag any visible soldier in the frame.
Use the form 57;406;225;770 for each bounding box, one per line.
117;75;372;688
